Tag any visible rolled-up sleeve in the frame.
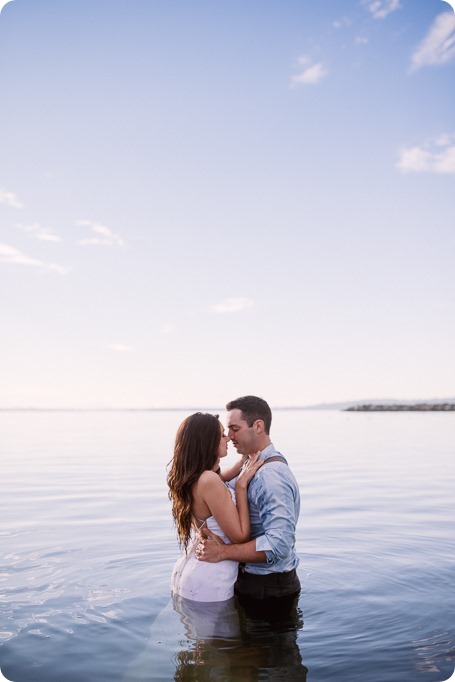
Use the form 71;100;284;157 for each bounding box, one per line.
250;466;299;565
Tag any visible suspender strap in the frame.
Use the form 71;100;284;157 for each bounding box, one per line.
262;455;288;465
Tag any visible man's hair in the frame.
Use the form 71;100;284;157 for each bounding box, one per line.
226;395;272;434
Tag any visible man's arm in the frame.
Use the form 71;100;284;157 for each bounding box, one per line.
198;463;299;566
248;466;299;565
197;527;267;563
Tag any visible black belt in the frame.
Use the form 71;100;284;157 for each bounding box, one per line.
238;566;297;584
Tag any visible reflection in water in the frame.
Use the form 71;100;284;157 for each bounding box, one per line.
123;596;307;681
172;595;308;681
413;630;455;676
172;595;241;640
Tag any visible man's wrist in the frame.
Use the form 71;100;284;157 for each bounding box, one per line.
219;543;232;561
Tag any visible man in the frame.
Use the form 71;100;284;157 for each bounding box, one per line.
198;395;301;622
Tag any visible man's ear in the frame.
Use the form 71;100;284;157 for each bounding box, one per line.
253;419;265;434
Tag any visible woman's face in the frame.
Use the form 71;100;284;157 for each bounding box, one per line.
217;423;230;459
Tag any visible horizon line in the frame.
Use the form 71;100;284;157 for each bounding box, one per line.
0;406;322;412
1;397;455;413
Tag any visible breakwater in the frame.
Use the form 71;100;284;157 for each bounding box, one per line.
345;403;455;412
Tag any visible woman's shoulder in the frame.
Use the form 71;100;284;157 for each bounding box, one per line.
197;469;224;488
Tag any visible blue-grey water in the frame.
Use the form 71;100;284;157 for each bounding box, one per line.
1;410;454;681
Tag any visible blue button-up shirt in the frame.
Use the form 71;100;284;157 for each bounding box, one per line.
230;443;300;575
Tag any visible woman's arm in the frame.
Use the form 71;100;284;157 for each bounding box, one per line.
197;454;263;544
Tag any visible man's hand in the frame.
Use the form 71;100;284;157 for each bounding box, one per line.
195;527;227;563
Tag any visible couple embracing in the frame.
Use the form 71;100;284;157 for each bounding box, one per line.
168;395;301;623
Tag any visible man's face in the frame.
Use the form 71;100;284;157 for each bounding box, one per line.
227;409;259;455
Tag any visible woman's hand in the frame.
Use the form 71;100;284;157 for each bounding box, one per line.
235;451;263;489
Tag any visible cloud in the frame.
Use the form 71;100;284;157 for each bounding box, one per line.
76;220;124;247
333;17;352;30
291;56;328;87
110;344;135;352
0;243;69;274
364;0;401;20
16;223;62;242
396;134;455;174
410;11;455;72
211;298;254;314
0;188;22;208
355;36;369;46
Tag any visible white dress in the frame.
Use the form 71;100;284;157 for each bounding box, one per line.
170;486;239;602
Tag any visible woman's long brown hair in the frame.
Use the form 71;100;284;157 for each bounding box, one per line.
167;412;221;552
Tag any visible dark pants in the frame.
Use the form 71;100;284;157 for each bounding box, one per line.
234;567;301;623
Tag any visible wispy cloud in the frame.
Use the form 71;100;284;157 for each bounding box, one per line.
364;0;401;20
333;17;352;30
16;223;62;242
210;298;254;314
291;56;328;87
355;36;369;46
76;220;124;247
397;134;455;174
410;11;455;72
0;243;69;274
0;188;22;209
110;343;135;352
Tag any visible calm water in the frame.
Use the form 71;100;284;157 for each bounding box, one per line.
0;410;454;682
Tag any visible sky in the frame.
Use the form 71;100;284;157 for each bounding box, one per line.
0;0;454;409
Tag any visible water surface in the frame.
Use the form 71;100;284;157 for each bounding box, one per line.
1;410;454;681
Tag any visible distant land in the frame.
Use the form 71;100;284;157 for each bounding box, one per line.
345;403;455;412
307;397;455;411
1;398;454;412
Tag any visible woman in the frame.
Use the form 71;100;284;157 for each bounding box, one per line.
168;412;262;602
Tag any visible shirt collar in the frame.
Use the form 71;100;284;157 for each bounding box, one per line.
259;443;276;460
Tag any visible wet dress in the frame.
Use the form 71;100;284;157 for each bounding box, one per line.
170;487;238;602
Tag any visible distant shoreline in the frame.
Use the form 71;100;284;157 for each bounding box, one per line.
345;403;455;412
1;402;455;413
